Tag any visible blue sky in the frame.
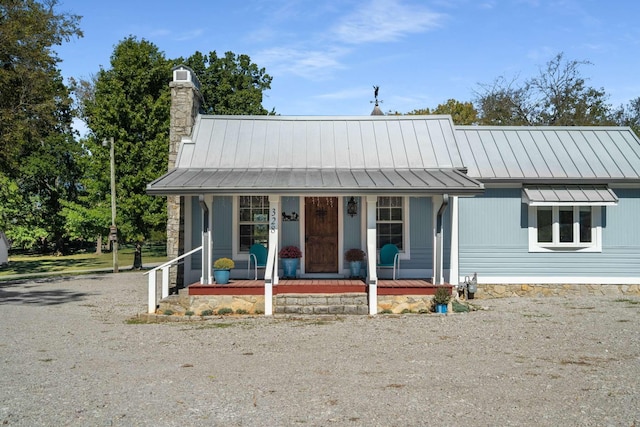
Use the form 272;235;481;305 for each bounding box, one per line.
56;0;640;117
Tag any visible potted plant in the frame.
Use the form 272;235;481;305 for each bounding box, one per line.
432;286;451;314
345;248;365;278
279;246;302;278
213;257;235;284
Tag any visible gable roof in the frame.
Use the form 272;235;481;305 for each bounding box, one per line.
456;126;640;183
148;115;484;195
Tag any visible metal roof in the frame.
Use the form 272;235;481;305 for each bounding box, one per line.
147;167;483;195
149;115;484;195
522;185;619;206
456;126;640;183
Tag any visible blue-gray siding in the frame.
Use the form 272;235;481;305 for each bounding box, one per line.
459;188;640;278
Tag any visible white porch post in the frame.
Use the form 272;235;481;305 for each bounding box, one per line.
366;195;378;315
199;195;213;284
264;195;280;316
449;196;459;285
433;194;449;285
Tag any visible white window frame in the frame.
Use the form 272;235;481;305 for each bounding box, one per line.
376;196;409;257
528;205;602;252
233;195;270;260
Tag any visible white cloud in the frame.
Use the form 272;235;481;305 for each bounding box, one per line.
332;0;445;44
255;46;349;81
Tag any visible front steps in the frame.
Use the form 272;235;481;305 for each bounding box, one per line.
274;292;369;315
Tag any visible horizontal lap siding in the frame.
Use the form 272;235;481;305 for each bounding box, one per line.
459;187;640;279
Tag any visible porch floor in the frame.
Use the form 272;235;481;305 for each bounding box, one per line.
188;278;449;296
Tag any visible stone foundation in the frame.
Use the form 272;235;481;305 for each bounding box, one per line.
157;290;266;315
476;284;640;299
377;295;437;313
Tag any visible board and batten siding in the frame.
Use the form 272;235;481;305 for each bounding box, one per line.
458;187;640;282
404;197;434;272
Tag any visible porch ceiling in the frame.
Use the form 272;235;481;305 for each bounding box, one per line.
146;167;484;196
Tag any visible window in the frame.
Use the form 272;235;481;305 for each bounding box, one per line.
529;205;601;252
377;196;404;250
238;196;269;252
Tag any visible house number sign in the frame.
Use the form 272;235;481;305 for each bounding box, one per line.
270;207;277;233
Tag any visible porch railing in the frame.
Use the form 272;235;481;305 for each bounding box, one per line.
144;246;202;314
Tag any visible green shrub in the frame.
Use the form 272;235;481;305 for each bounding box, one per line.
185;310;194;316
213;257;235;270
200;309;214;316
380;309;393;314
235;309;249;315
217;307;233;315
163;309;174;316
401;308;412;314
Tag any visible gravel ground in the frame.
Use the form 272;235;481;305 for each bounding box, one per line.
0;271;638;426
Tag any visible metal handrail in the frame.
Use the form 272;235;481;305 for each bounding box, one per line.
146;246;202;313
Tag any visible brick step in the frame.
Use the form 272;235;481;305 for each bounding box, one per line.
275;292;369;315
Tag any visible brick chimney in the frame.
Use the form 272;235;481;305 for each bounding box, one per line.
167;65;203;286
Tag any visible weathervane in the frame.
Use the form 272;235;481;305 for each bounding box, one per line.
371;85;383;106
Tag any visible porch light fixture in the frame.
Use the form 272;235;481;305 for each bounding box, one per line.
347;197;358;217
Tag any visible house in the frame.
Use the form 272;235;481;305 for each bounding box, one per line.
146;66;640;315
0;231;10;266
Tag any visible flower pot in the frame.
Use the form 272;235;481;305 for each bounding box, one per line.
214;269;230;285
281;258;299;278
349;261;362;278
435;303;447;314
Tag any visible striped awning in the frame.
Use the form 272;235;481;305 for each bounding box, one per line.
147;168;484;196
522;185;618;206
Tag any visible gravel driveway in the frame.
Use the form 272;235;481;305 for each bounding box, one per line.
0;271;638;426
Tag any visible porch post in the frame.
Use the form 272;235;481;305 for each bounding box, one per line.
449;196;459;285
198;195;212;285
265;195;281;316
366;195;378;315
433;194;449;285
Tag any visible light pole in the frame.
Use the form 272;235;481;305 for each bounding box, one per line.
103;137;118;273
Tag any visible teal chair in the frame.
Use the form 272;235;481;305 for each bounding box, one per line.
377;244;400;280
248;243;268;280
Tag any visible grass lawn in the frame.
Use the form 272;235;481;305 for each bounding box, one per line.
0;244;168;278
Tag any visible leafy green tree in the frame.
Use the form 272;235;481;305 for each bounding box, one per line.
612;97;640;138
0;0;83;252
79;37;172;243
0;0;82;173
183;51;274;115
407;99;478;125
476;53;615;126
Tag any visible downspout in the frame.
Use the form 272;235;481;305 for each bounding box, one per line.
198;195;212;284
434;194;449;285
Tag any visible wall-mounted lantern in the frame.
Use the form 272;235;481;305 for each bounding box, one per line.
347;197;358;217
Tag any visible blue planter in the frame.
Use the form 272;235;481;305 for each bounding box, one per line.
436;304;448;314
349;261;362;278
281;258;299;278
214;269;230;284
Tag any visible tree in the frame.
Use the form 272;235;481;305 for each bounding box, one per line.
79;37;172;243
406;99;478;125
612;97;640;137
0;0;82;173
183;51;274;115
475;53;615;126
0;0;83;252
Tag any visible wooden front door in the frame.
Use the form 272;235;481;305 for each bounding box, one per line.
305;197;338;273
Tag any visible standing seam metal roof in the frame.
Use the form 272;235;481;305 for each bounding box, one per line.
456;126;640;182
147;115;484;195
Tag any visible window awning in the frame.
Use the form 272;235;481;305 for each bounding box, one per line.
522;185;618;206
147;168;484;196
